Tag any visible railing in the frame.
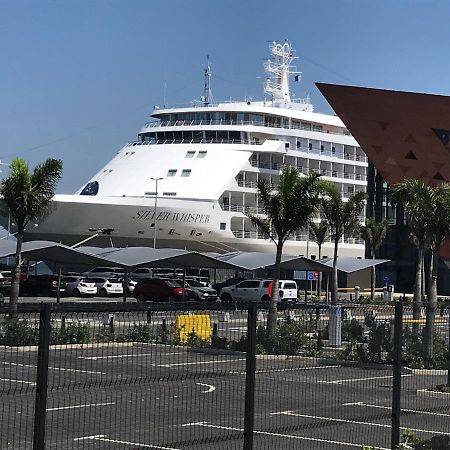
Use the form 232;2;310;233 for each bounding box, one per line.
143;118;351;137
127;138;263;146
230;229;364;244
247;161;367;181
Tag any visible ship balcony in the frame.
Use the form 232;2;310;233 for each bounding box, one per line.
294;145;368;164
247;162;367;182
127;138;263;146
230;228;364;245
143;118;351;138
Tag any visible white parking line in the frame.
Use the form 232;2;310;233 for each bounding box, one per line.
2;361;106;375
47;402;115;411
271;410;448;435
79;352;182;360
318;374;412;384
0;378;35;385
159;358;246;368
180;421;389;449
73;434;180;449
196;383;216;393
229;365;341;375
343;401;450;418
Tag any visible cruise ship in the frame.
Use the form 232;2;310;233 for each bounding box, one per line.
21;41;367;257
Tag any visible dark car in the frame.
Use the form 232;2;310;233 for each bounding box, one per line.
19;275;66;297
133;278;196;302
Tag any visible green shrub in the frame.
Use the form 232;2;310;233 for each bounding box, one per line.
0;319;39;346
185;330;210;348
342;319;364;342
51;322;91;345
123;324;154;343
211;335;229;350
402;328;448;369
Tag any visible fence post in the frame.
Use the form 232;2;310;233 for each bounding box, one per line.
447;309;450;388
243;303;257;450
33;304;51;450
391;301;403;450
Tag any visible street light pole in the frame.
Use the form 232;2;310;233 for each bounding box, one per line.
150;177;163;249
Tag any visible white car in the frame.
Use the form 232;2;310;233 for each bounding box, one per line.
220;279;298;302
91;277;123;297
131;268;154;279
63;276;97;297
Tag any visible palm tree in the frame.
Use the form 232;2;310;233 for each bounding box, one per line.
0;158;63;315
391;180;435;325
309;219;329;300
391;179;450;359
321;182;366;304
359;218;387;302
248;168;322;334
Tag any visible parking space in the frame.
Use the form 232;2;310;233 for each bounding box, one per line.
2;342;450;449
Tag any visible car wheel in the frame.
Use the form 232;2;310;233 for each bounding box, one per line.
73;288;80;296
168;296;176;303
99;288;107;297
261;295;270;302
136;293;146;303
220;293;232;302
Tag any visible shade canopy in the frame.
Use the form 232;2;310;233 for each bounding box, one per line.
0;240;124;268
320;257;389;273
214;251;333;272
81;246;242;270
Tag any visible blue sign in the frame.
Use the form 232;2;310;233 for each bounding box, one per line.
383;276;389;285
308;271;318;280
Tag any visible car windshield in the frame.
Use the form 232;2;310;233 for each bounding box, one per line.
187;280;203;287
165;280;182;288
107;279;121;283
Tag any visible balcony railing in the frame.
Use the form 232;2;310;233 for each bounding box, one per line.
127;138;263;146
248;161;367;181
143;119;351;137
230;229;364;245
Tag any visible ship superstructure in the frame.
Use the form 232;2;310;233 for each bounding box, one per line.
22;41;367;257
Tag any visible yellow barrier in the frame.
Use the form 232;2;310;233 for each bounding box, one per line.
174;314;211;343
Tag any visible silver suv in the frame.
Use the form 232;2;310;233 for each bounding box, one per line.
220;279;298;302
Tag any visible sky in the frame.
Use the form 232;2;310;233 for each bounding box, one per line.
2;0;450;193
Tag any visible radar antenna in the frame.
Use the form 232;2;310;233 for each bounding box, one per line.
264;40;300;102
201;55;214;105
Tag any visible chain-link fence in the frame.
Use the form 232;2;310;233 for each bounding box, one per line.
1;302;450;449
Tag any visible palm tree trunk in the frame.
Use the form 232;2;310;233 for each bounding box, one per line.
317;244;322;301
10;231;23;318
331;237;339;304
267;242;282;335
371;251;375;302
424;248;438;361
413;247;424;330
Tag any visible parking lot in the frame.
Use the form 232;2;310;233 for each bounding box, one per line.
1;336;450;449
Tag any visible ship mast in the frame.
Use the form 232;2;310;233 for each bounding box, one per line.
202;55;213;105
264;40;299;103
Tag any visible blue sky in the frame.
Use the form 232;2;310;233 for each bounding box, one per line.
2;0;450;193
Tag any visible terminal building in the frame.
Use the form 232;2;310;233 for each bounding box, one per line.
317;83;450;295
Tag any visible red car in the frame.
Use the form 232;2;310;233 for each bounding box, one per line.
133;278;196;302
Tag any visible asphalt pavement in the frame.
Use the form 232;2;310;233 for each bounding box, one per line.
1;339;450;449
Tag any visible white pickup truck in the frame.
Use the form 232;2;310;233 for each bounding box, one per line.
220;279;298;302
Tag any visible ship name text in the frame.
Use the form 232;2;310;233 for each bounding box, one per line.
133;210;210;223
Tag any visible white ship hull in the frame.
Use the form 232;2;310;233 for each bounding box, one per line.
21;194;364;257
